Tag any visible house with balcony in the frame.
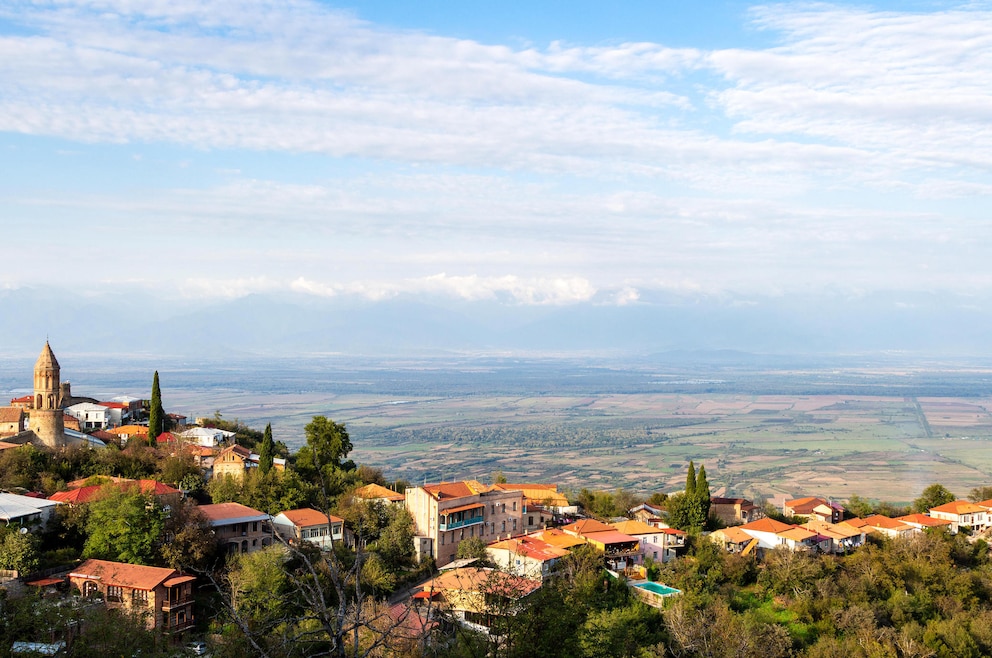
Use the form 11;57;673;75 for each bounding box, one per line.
69;559;195;632
710;526;758;554
415;566;541;636
860;515;919;539
198;502;273;554
405;481;524;567
272;508;345;550
802;519;867;553
611;519;686;564
560;519;641;572
490;483;571;530
738;518;815;553
929;500;990;534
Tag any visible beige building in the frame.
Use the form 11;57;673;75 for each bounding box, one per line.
212;444;285;481
0;407;24;438
69;559;195;631
405;480;524;567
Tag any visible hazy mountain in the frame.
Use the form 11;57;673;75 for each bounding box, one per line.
1;286;991;358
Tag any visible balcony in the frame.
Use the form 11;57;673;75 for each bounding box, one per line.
162;597;194;612
439;515;483;532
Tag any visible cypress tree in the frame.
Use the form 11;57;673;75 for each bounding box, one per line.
685;461;696;496
697;464;712;521
259;423;274;474
148;371;164;445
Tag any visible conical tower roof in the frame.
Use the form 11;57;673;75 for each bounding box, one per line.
36;341;60;370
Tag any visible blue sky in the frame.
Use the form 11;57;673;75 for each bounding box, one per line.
2;0;991;306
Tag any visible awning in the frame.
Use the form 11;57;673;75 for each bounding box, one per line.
164;575;197;587
412;590;440;599
441;503;484;515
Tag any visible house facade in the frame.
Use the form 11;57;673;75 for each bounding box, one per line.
272;508;345;550
485;535;569;580
784;497;844;523
199;502;273;554
710;497;764;526
405;481;524;567
69;559;195;631
212;444;286;481
0;407;24;438
929;501;989;534
610;519;685;564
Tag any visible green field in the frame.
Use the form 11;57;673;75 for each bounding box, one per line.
161;388;992;505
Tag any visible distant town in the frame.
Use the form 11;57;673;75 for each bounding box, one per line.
1;342;991;657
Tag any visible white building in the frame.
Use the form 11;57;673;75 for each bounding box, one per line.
179;427;236;448
64;402;111;430
0;492;61;529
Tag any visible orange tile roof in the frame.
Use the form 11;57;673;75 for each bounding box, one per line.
108;424;148;436
198;502;268;523
534;528;587;549
778;527;817;541
50;479;179;504
611;520;661;536
278;508;343;527
712;527;753;543
561;519;613;535
493;484;569;507
929;500;987;515
0;441;21;451
353;483;405;502
581;530;639;547
740;517;795;533
864;515;913;531
426;567;541;597
423;480;489;499
70;559;179;591
897;513;952;528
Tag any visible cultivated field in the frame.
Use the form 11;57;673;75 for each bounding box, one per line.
159;388;992;505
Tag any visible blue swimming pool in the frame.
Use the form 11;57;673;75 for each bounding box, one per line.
635;582;681;596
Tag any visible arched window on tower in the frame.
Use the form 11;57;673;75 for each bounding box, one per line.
36;394;42;408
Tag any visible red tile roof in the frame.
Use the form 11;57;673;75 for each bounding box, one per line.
0;407;23;423
561;519;613;535
423;481;483;499
70;559;179;591
49;479;179;504
487;536;569;562
897;513;952;528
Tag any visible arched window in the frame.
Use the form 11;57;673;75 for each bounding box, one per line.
36;394;42;408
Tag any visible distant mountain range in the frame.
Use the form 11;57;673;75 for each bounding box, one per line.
1;286;991;359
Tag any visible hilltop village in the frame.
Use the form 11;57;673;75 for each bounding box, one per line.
2;344;992;657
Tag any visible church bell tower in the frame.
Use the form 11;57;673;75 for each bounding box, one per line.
28;341;66;448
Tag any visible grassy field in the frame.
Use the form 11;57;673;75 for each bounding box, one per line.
158;388;992;505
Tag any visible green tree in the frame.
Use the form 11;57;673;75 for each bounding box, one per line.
697;464;712;521
666;492;707;531
147;371;165;445
914;483;956;514
685;461;697;496
0;529;40;575
258;423;274;475
969;486;992;503
294;416;356;497
83;486;165;564
455;536;488;562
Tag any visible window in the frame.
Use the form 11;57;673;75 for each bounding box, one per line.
107;586;123;602
501;520;506;532
132;589;148;604
441;534;445;545
460;529;464;540
513;519;517;531
253;521;259;532
512;501;517;511
528;516;534;525
470;526;475;537
653;551;658;559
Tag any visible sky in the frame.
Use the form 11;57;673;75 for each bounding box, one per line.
2;0;992;307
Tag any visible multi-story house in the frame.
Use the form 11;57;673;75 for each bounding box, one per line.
69;559;195;631
561;519;641;572
928;500;989;534
272;508;345;550
784;497;844;523
611;519;686;564
212;444;286;481
64;402;111;430
405;481;524;567
710;497;764;526
198;502;273;555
